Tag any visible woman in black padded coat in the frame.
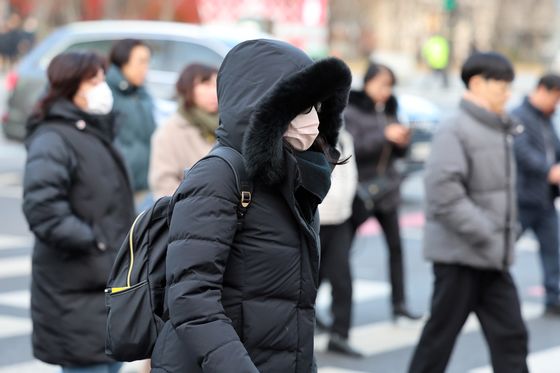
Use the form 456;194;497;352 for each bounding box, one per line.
22;52;135;372
150;39;352;373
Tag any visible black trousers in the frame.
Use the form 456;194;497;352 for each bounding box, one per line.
519;205;560;306
408;264;529;373
319;220;354;338
373;208;405;307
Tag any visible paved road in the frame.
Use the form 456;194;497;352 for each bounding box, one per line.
1;71;560;372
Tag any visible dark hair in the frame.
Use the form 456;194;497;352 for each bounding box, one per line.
313;135;349;165
538;73;560;91
461;52;514;88
176;63;218;109
109;39;149;68
34;51;107;119
282;135;348;165
363;62;397;86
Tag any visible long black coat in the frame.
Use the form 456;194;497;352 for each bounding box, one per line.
511;97;560;210
344;91;408;212
150;40;351;373
22;100;135;366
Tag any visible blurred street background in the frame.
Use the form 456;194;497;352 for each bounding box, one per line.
2;0;560;372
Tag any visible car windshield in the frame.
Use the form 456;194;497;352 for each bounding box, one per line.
64;37;225;100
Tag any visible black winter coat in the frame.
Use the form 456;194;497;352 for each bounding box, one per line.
511;97;560;210
150;39;351;373
22;100;136;366
344;91;408;212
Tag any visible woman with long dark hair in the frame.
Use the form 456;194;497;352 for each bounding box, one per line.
149;63;218;198
345;62;420;320
22;52;135;373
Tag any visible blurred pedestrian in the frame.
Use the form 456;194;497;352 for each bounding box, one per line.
149;63;218;198
149;39;351;373
1;13;24;70
511;73;560;315
107;39;156;209
408;52;528;373
317;128;362;357
422;34;450;88
22;52;135;373
345;62;420;321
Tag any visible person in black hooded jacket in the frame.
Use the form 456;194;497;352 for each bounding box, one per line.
149;39;351;373
22;52;135;372
345;62;420;320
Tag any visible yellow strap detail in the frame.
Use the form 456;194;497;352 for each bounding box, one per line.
110;286;130;294
126;212;145;288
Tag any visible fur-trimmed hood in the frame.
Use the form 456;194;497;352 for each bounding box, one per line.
216;39;352;185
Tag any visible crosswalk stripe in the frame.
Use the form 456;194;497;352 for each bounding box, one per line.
470;345;560;373
0;316;31;339
0;172;21;186
0;256;30;279
517;235;538;252
0;187;22;199
0;235;32;251
0;298;547;371
0;290;29;309
0;281;389;312
314;302;543;357
0;360;145;373
316;280;389;310
0;361;58;373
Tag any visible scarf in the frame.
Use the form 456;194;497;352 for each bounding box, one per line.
179;105;219;143
293;150;332;223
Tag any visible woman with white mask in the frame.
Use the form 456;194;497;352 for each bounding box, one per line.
22;52;135;373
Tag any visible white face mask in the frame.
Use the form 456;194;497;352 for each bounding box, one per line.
85;81;114;115
283;107;320;151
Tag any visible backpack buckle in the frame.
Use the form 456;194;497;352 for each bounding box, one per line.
241;191;252;208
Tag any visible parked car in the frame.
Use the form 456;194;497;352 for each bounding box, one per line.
397;93;441;173
1;20;268;140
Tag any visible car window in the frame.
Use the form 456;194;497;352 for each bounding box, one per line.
64;38;171;69
64;39;115;56
167;41;223;72
143;40;172;71
62;38;223;100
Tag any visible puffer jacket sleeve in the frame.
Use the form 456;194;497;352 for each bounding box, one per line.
22;132;97;251
424;125;494;245
512;121;550;178
166;156;258;373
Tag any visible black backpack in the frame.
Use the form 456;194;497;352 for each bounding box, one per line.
105;146;253;361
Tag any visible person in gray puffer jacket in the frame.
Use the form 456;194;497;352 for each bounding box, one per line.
409;52;528;373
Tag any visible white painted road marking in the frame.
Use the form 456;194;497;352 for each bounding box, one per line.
470;345;560;373
0;235;31;251
0;316;31;339
316;280;390;310
315;302;543;357
0;290;29;309
0;256;30;279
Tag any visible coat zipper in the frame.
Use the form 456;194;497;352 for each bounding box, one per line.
503;132;513;270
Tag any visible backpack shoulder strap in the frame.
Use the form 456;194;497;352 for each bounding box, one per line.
206;146;254;230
